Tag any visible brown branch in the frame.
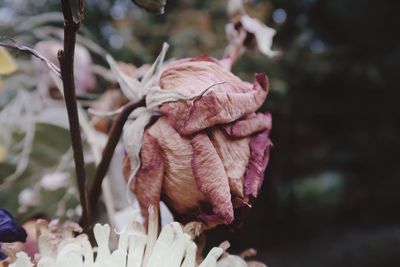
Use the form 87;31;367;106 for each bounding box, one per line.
89;99;145;213
57;0;91;235
0;40;61;76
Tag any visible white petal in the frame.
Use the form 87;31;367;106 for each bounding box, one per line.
9;252;33;267
81;239;94;267
113;207;143;232
163;224;189;267
37;257;56;267
181;242;197;267
146;224;175;267
122;108;156;203
241;15;281;57
217;255;247;267
93;224;111;264
142;206;159;266
106;54;141;101
110;250;127;267
127;231;147;267
56;243;83;267
199;247;224;267
141;42;169;90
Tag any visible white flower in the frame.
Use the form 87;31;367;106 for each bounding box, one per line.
8;207;264;267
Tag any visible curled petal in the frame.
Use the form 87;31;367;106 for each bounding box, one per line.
199;247;224;267
129;132;164;222
240;15;281;58
208;128;250;198
244;130;273;198
223;112;272;137
190;133;233;225
147;118;205;214
160;62;269;135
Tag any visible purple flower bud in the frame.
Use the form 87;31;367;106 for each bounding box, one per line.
0;208;27;243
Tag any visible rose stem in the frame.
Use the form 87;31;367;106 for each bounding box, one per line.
57;0;92;236
88;99;145;216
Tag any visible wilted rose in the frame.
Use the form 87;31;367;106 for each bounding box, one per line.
123;56;272;228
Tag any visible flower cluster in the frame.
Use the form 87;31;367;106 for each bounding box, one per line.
4;207;265;267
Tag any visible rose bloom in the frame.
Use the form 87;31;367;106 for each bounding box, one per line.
124;56;272;228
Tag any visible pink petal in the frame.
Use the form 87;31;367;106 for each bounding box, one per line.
159;58;269;135
190;132;234;224
208;128;250;198
147;117;206;214
223;112;272;138
244;129;273;198
129;131;164;221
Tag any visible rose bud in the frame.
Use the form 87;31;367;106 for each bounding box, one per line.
123;56;272;228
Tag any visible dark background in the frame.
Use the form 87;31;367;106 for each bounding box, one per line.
1;0;400;266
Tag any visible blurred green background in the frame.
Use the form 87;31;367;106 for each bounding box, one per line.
1;0;400;266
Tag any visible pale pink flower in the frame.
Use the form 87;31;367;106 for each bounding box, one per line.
32;40;96;98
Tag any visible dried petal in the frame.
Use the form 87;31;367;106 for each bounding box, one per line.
244;130;273;198
208;128;250;198
240;15;281;58
146;118;205;214
191;132;233;224
160;59;269;135
223;113;272;137
128;132;164;221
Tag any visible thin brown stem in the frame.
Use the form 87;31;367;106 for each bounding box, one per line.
58;0;91;235
89;100;145;213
